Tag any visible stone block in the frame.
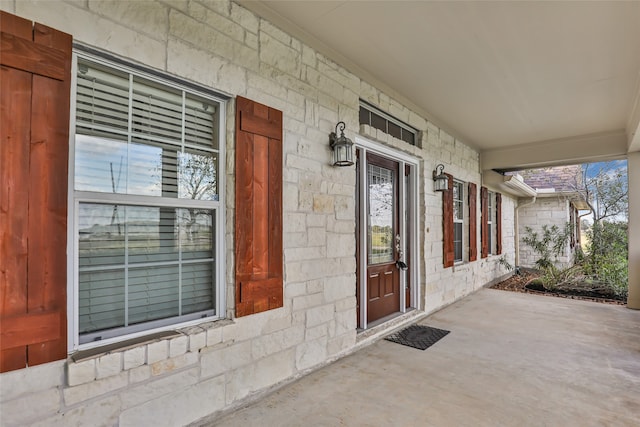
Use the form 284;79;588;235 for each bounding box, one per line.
123;346;146;371
32;395;121;427
189;330;207;352
1;388;60;426
262;311;293;334
225;348;295;405
63;371;128;406
200;340;252;379
251;331;286;359
88;0;169;40
260;19;292;47
128;365;151;384
1;360;63;402
96;352;122;379
119;375;225;427
306;323;328;341
166;39;224;89
151;352;198;376
284;246;326;262
291;293;323;313
169;335;189;358
306;304;335;328
231;1;259;33
296;337;328;371
188;1;244;43
307;227;327;246
327;331;356;356
335;296;356;312
248;73;288;101
67;358;96;387
313;194;335;213
147;340;169;364
206;326;223;347
286;154;322;172
260;33;301;77
334;196;355;220
16;2;166;70
120;367;199;409
326;233;355;257
284;212;307;232
284;281;307;299
324;276;355;303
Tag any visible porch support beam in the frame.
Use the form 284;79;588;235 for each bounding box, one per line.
627;151;640;310
481;130;628;172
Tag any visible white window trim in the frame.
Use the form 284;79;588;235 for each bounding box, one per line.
67;51;227;352
354;135;420;329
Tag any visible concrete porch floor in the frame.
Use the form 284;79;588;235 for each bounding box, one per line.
200;289;640;426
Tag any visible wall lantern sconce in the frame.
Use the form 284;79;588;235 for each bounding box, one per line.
329;121;354;167
433;164;448;192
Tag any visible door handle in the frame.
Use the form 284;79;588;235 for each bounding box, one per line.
395;260;408;270
395;234;402;259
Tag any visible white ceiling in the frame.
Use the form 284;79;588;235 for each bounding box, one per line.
240;1;640;166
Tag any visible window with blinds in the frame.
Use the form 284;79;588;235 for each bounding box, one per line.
74;57;224;344
453;180;465;263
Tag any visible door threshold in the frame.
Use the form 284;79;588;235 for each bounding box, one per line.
356;308;423;344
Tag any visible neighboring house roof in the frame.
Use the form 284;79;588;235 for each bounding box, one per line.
511;165;583;193
508;165;590;209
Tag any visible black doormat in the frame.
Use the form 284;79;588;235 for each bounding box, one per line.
384;324;450;350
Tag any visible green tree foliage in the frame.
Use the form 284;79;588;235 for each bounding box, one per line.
584;221;628;297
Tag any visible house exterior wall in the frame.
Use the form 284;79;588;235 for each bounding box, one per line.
0;1;513;425
518;197;573;268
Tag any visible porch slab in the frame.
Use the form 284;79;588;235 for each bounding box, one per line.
198;289;640;426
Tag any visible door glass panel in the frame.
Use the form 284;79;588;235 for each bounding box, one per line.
368;164;394;264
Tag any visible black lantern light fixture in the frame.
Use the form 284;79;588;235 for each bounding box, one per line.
329;121;354;167
433;164;448;192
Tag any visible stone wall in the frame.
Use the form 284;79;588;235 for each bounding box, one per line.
0;1;515;425
518;196;572;268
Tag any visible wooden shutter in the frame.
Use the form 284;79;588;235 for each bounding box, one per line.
480;186;489;259
235;97;283;317
1;11;71;372
442;173;454;268
496;192;502;255
468;183;477;262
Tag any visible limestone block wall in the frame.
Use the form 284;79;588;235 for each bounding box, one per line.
518;197;572;268
0;1;515;425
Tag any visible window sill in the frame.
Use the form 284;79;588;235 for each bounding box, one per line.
71;330;182;363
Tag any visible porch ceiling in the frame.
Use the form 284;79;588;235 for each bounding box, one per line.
240;1;640;170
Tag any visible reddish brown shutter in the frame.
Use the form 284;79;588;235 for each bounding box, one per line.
1;11;71;372
235;97;283;317
496;192;502;255
442;174;454;268
480;186;489;259
468;183;477;262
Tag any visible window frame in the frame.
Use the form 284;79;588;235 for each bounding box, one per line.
487;191;494;255
359;100;417;145
67;50;227;350
453;179;465;263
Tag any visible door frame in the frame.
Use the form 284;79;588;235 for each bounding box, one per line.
355;136;420;329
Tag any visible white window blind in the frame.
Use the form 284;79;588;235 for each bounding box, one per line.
74;57;222;343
